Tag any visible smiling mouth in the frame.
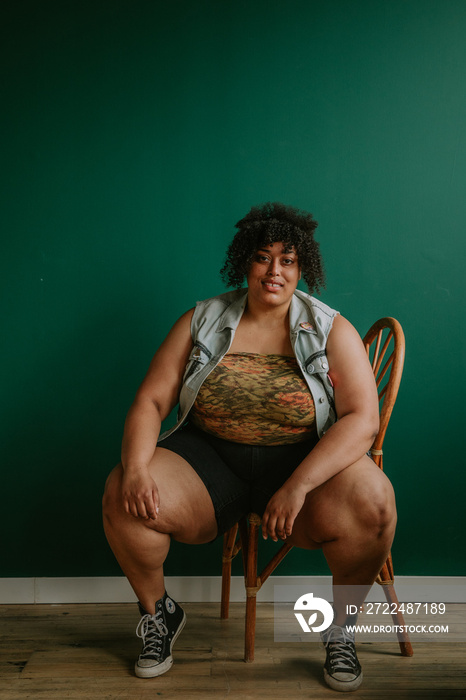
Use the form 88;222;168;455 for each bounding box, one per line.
262;281;283;289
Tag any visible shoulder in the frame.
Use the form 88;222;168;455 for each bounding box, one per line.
327;314;367;360
293;289;339;318
170;290;242;325
191;288;247;332
194;288;247;312
166;291;245;341
328;314;360;339
159;307;195;348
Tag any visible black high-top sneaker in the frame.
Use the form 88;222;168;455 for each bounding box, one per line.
321;623;363;692
135;591;186;678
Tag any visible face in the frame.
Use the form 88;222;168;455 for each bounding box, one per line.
246;241;301;309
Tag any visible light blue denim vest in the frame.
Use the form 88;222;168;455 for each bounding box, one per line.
158;288;339;442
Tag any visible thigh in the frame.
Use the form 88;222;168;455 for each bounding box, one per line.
288;454;396;548
105;450;219;544
156;425;250;538
148;446;220;543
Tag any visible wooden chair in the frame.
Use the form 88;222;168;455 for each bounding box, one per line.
220;317;413;661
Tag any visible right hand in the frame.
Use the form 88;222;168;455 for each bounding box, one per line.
121;468;160;520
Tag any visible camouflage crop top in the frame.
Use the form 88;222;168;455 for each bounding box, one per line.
189;352;316;445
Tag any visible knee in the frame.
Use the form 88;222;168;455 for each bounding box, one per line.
102;464;170;535
355;476;397;536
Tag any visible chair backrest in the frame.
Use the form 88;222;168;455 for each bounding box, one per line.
363;317;405;469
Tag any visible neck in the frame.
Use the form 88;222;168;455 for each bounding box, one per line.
244;294;292;328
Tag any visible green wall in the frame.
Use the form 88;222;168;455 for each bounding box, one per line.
1;0;465;579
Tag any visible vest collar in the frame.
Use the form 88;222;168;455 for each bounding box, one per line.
216;288;318;336
290;291;318;335
216;290;248;332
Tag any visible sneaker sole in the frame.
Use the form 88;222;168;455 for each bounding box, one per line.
135;611;187;679
323;668;363;692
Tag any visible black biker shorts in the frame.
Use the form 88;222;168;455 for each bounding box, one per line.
158;423;318;536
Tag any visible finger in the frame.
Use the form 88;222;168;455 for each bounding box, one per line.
262;513;269;540
137;499;149;520
145;493;158;520
275;515;287;540
284;517;294;536
267;516;279;542
129;500;140;519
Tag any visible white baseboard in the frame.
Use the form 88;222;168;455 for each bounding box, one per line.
1;576;465;604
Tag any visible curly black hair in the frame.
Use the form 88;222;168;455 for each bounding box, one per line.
220;202;325;293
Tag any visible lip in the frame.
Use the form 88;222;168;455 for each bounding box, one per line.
262;279;283;287
261;280;284;291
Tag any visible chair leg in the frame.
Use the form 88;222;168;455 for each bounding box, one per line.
245;594;257;663
377;555;414;657
221;524;238;619
244;514;261;662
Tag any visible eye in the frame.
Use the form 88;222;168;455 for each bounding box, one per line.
283;258;296;265
255;254;270;263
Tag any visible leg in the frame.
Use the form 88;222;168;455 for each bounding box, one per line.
289;454;396;692
289;453;397;620
102;447;218;614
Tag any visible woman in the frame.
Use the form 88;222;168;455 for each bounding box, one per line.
102;202;397;692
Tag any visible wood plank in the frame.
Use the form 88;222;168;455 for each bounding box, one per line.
0;603;465;699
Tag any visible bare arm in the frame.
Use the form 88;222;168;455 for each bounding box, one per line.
262;314;380;540
120;308;194;520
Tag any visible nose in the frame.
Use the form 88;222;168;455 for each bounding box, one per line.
267;258;280;276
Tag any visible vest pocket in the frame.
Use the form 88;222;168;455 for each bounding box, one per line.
304;350;329;374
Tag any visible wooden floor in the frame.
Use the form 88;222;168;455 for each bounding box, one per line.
1;603;465;699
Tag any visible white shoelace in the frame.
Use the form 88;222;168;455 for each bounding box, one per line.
136;612;168;659
324;626;358;673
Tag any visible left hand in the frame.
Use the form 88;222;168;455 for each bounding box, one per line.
261;483;307;542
